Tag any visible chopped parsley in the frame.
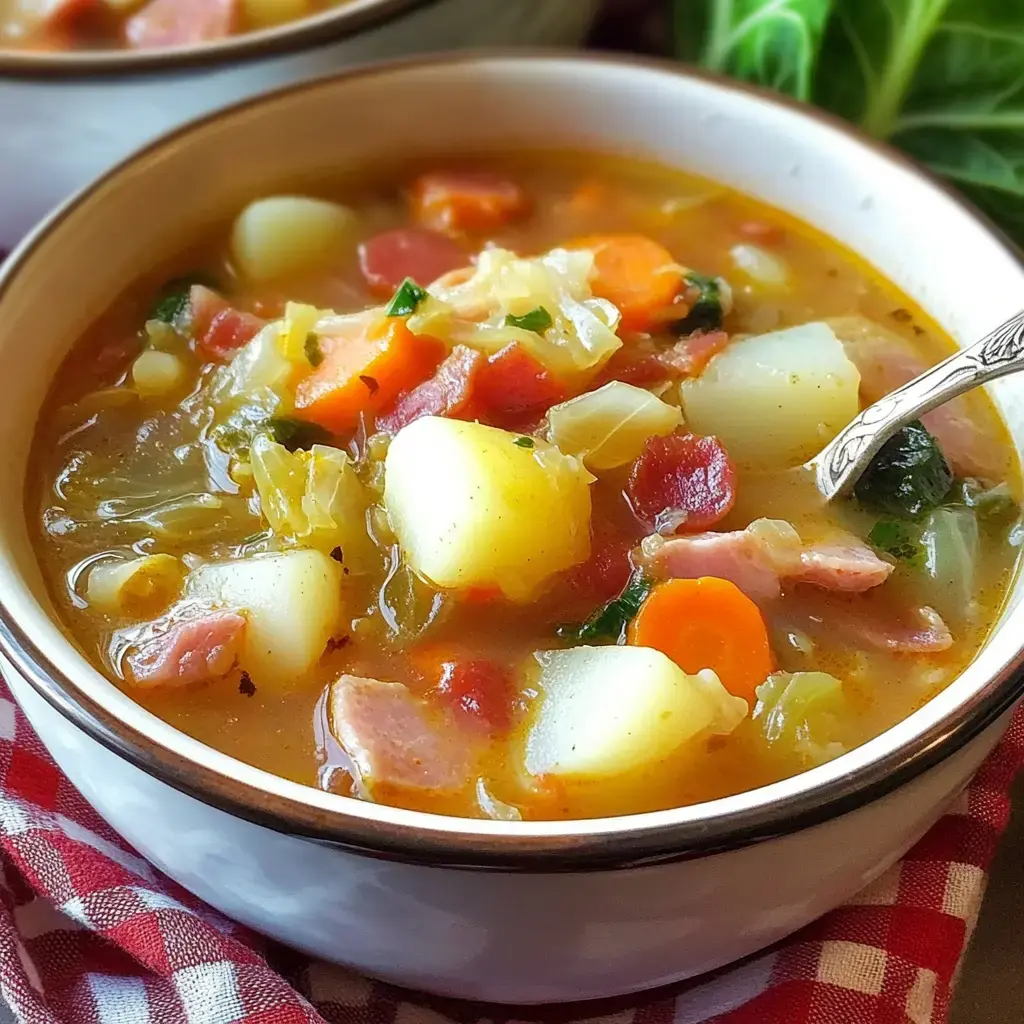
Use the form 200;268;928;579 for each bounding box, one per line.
149;272;217;326
558;568;654;644
266;417;332;451
304;332;324;367
867;520;923;565
505;306;554;333
385;278;428;317
672;272;723;334
513;436;535;449
238;672;256;697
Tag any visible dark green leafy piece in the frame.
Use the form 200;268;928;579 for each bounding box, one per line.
853;421;953;519
385;278;428;317
672;273;723;334
867;519;922;565
505;306;554;333
266;417;333;452
558;568;654;644
674;0;1024;245
513;436;535;449
150;273;218;326
304;332;324;367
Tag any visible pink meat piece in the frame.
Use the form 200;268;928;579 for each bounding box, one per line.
642;522;893;602
330;676;470;795
835;318;1004;481
780;593;953;653
30;0;94;32
125;0;237;49
127;610;246;688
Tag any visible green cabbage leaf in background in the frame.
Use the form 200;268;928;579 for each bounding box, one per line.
674;0;1024;240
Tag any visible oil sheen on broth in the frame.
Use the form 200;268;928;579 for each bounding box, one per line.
29;152;1021;821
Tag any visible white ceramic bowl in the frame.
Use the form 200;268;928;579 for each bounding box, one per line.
0;0;598;248
1;54;1023;1005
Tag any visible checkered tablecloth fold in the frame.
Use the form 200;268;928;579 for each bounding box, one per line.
0;675;1018;1024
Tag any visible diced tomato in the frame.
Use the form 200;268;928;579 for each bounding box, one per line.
125;0;237;48
200;308;264;359
627;433;737;533
358;228;467;295
432;659;515;735
658;330;730;377
474;343;566;430
560;510;636;603
411;171;531;235
376;345;484;435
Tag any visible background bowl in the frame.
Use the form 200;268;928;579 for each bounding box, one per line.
0;54;1023;1003
0;0;598;247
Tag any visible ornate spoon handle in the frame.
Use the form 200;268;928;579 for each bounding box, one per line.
812;308;1024;501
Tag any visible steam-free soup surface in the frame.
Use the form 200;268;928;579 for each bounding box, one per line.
30;152;1021;820
0;0;342;51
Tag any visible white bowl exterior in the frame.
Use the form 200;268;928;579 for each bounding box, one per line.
0;0;598;247
1;57;1024;1001
3;658;1006;1003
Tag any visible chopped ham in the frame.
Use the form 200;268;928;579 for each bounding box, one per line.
641;519;893;602
377;345;483;435
126;610;246;688
329;675;470;795
830;316;1006;481
657;330;730;377
125;0;237;48
778;593;953;653
189;285;264;358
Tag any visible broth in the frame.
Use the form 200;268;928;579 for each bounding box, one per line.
28;151;1021;820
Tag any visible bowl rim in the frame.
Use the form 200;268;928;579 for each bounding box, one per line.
0;0;435;77
2;49;1024;872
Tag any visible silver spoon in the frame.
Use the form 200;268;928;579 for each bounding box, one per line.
811;308;1024;501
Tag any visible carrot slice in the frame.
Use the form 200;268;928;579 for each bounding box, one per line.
627;576;773;701
294;315;444;434
411;171;531;234
573;234;683;332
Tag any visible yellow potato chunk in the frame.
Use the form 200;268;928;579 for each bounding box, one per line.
384;417;593;602
681;322;861;467
230;196;357;283
187;549;343;687
524;646;748;780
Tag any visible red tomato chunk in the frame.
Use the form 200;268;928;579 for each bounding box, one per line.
431;659;514;735
627;433;737;533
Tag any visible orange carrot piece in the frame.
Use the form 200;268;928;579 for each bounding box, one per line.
572;233;683;332
294;315;444;434
411;171;531;234
627;577;773;701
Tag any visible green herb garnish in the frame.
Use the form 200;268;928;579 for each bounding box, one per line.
559;568;654;644
513;436;535;449
673;273;722;334
867;520;923;565
385;278;428;317
853;421;953;519
304;332;324;367
505;306;554;333
149;272;218;327
266;417;333;452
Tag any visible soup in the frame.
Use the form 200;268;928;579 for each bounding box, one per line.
0;0;342;51
29;153;1021;821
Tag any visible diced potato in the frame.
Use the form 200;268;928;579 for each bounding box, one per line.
242;0;309;29
186;548;343;687
231;196;357;283
524;646;748;780
681;322;861;467
384;417;593;602
547;381;682;470
87;554;184;618
132;350;186;397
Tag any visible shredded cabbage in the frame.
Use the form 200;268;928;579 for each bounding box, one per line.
753;671;846;765
407;247;623;378
250;435;376;572
547;381;682;470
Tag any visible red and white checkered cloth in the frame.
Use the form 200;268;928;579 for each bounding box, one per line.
0;674;1019;1024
